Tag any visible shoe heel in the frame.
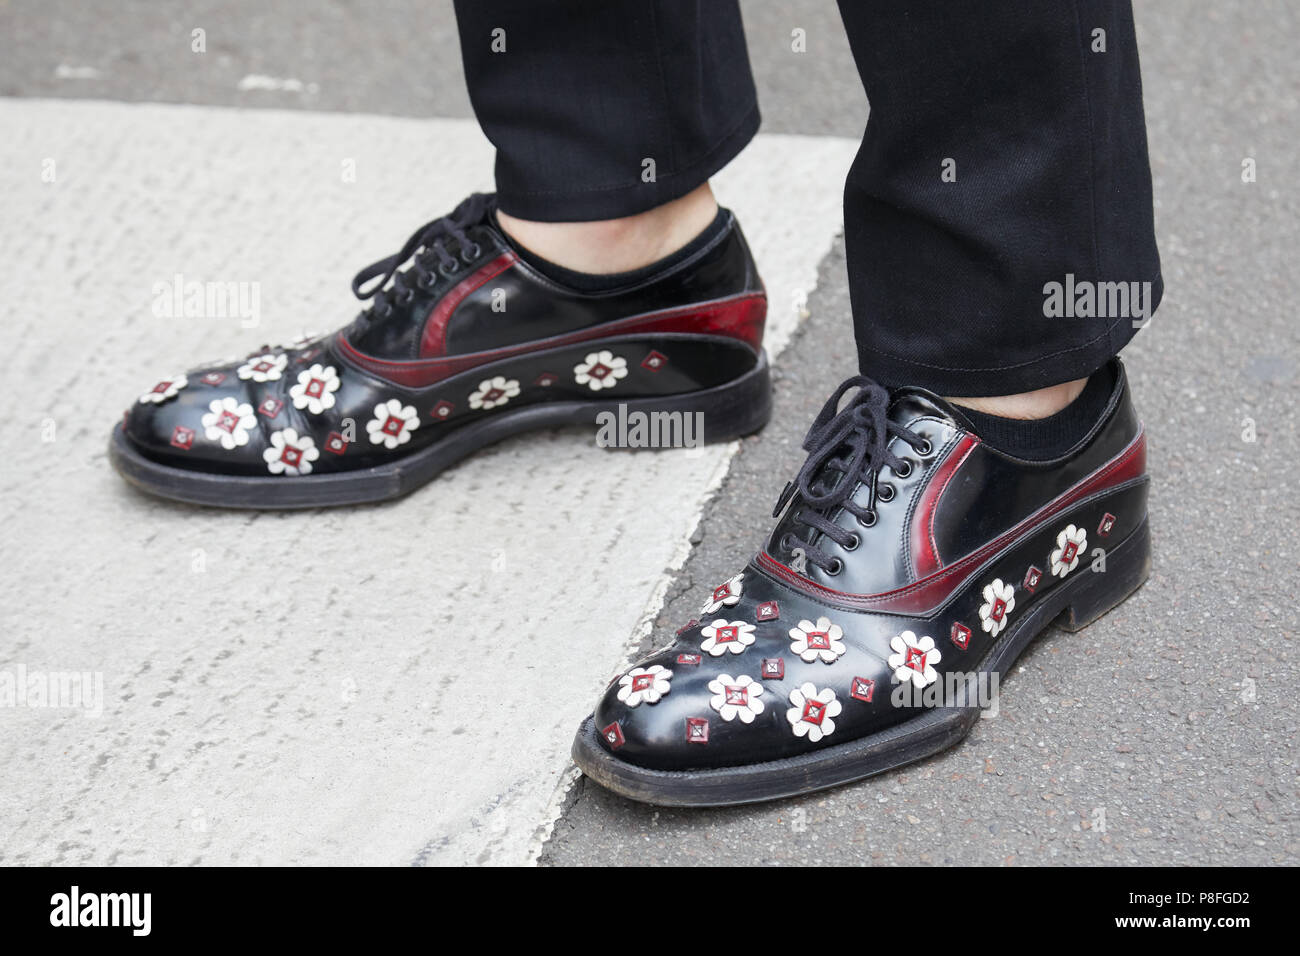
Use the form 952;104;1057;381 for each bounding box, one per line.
606;349;772;444
1057;515;1151;632
700;349;772;441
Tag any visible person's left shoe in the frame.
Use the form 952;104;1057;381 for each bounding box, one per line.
572;359;1151;806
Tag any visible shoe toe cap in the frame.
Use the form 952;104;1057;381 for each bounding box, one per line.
121;365;273;474
592;646;797;771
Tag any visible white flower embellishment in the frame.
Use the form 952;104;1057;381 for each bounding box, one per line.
263;428;319;476
708;674;765;723
700;619;756;657
700;573;744;614
138;375;187;404
786;683;841;742
789;616;847;664
237;352;287;383
289;364;341;415
979;578;1016;636
888;630;942;689
1050;524;1088;578
366;398;421;449
469;376;521;410
573;350;629;391
200;397;256;450
617;665;672;707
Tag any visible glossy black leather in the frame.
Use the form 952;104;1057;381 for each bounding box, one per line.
928;386;1141;562
765;406;966;596
119;196;766;479
589;360;1149;771
445;219;762;357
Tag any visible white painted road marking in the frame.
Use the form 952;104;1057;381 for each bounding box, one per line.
0;98;855;865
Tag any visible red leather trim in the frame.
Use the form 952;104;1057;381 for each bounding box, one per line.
909;433;979;579
337;291;767;389
418;252;518;358
758;429;1147;615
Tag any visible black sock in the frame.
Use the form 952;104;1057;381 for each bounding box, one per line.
495;207;730;293
954;363;1117;461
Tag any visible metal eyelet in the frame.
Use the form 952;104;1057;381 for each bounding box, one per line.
915;438;933;456
895;459;913;479
780;532;795;551
439;261;459;277
858;510;877;528
461;243;483;263
827;558;844;575
843;532;861;551
877;483;896;503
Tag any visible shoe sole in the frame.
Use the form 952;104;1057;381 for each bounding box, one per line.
571;512;1151;807
110;350;772;509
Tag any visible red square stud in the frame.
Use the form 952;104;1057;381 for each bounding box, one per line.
601;722;625;750
675;618;700;637
199;371;226;386
258;397;283;419
950;621;971;651
761;657;785;680
1098;512;1117;537
756;600;780;622
1023;565;1043;594
169;425;195;450
806;630;831;651
685;717;710;743
324;432;349;455
676;653;702;666
850;676;876;703
641;350;668;372
534;372;558;387
431;400;455;420
801;700;827;725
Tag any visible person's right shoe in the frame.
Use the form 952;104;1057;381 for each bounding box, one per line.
572;358;1150;806
110;193;770;508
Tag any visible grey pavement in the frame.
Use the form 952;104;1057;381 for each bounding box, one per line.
0;0;866;136
1;0;1296;866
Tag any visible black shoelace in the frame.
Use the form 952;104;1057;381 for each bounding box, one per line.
774;376;929;574
350;193;490;317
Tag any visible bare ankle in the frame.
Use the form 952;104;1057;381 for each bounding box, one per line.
496;183;718;275
948;378;1088;420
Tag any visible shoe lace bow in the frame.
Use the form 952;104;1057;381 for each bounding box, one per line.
773;376;926;573
350;193;490;316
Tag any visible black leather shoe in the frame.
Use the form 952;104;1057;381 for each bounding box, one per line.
111;194;770;508
572;359;1150;806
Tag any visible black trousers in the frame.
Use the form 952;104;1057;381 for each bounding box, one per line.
453;1;1163;396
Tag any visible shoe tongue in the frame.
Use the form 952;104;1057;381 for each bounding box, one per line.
888;385;976;433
